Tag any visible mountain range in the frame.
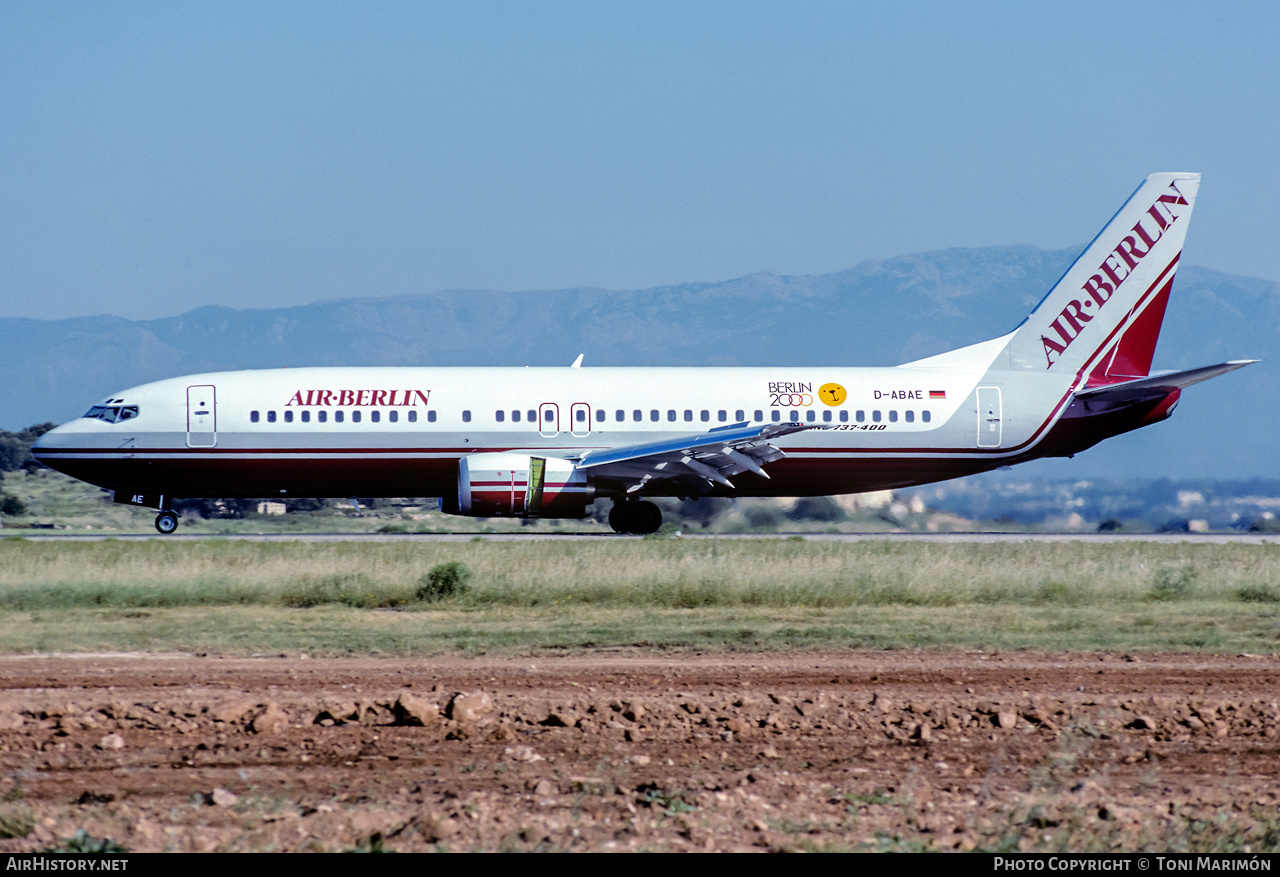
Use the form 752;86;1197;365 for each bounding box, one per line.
3;245;1275;478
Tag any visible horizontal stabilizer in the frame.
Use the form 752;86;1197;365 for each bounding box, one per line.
1074;360;1257;403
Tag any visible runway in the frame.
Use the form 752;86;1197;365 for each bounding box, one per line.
8;530;1277;543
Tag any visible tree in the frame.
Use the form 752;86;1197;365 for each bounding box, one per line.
788;496;846;522
0;423;58;472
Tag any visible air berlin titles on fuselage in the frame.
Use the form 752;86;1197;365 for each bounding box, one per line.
285;390;431;407
1040;182;1189;369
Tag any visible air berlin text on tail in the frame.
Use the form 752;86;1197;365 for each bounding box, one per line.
1041;183;1189;368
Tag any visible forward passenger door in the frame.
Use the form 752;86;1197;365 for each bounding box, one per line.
186;385;217;448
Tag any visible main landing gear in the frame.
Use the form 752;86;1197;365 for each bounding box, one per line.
608;500;662;535
154;510;179;535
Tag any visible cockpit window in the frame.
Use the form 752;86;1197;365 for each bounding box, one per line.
82;405;139;423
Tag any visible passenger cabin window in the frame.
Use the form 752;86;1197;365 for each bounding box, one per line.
334;411;344;423
771;410;781;422
735;410;745;422
683;410;693;422
526;410;535;422
717;410;727;422
754;410;763;422
856;410;865;422
650;410;659;422
285;411;294;423
370;410;379;423
495;410;505;422
616;410;625;422
596;409;605;422
427;411;436;422
318;411;328;423
667;410;676;422
388;411;398;423
575;409;586;422
700;410;710;422
352;410;361;423
872;410;881;422
267;411;277;423
822;410;831;422
904;410;914;422
511;410;520;422
408;411;418;423
789;411;799;422
250;411;260;423
922;410;931;423
888;410;897;423
302;411;311;423
806;410;815;422
462;410;471;423
839;410;849;422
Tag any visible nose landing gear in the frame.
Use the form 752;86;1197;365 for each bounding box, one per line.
607;500;662;535
154;511;179;535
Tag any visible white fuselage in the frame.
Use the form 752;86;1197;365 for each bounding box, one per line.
32;361;1114;503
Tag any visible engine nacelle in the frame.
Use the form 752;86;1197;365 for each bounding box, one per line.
455;453;593;518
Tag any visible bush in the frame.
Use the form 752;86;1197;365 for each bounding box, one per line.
788;496;846;522
0;493;26;516
0;804;34;839
416;562;472;601
743;504;783;529
1149;566;1197;601
1236;584;1280;603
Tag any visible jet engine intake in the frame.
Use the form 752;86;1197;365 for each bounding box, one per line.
456;453;593;518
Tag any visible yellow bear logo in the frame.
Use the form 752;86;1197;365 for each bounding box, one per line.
819;383;847;406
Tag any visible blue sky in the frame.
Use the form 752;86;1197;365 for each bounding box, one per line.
3;1;1278;321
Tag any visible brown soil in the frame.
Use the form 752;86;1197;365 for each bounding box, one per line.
1;651;1278;852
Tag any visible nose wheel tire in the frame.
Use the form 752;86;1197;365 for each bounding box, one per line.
608;500;662;535
154;511;179;535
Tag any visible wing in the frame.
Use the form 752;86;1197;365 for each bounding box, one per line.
569;421;811;495
1075;360;1257;403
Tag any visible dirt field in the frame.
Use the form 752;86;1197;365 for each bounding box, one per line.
1;651;1278;852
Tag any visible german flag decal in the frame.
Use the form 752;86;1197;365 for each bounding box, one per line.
929;390;946;399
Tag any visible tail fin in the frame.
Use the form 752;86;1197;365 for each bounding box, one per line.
1006;172;1200;384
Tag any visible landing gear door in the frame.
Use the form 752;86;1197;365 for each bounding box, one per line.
187;385;217;448
977;386;1002;448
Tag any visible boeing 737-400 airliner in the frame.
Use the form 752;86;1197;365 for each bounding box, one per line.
32;173;1255;534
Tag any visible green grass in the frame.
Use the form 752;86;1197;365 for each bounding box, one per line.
0;538;1277;654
